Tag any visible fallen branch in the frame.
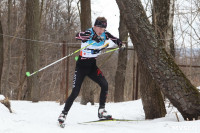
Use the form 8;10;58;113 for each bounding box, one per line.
0;97;12;113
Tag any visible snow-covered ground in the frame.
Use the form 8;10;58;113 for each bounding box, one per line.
0;99;200;133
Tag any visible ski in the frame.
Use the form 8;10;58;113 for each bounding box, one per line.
79;118;140;124
58;118;142;127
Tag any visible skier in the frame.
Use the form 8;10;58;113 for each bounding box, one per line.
58;17;123;125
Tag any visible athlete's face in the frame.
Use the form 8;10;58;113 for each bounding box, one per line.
94;26;105;36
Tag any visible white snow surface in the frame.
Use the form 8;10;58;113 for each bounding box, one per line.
0;100;200;133
0;95;5;100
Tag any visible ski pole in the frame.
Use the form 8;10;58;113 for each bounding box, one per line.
26;42;95;77
101;47;119;55
101;45;126;55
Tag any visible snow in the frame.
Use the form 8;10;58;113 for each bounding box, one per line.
0;94;5;100
0;100;200;133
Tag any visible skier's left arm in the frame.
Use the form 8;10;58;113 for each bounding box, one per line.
105;31;122;48
75;30;92;42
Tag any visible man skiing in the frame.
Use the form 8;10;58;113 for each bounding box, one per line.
58;17;123;125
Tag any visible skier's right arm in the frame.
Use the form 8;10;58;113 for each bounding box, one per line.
75;30;92;42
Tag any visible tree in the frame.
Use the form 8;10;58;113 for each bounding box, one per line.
140;0;175;119
0;18;3;94
153;0;175;57
139;61;166;119
4;0;12;97
80;0;91;31
26;0;40;102
114;11;128;102
79;0;95;105
116;0;200;120
139;0;172;119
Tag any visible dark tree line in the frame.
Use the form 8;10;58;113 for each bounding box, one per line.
0;18;3;94
0;0;79;100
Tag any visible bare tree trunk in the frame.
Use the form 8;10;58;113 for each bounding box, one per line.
80;0;91;31
139;61;166;119
137;0;168;119
153;0;175;57
167;0;175;57
80;0;94;105
60;41;67;105
26;0;40;102
114;11;128;102
116;0;200;120
0;18;3;94
4;0;12;97
132;52;141;100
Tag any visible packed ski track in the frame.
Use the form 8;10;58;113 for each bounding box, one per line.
0;99;200;133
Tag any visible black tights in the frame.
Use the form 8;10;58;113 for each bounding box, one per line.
63;57;108;112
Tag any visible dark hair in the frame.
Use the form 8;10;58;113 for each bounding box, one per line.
94;17;107;28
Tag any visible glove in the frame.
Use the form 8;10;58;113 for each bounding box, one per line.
117;39;122;48
91;49;100;54
92;33;103;43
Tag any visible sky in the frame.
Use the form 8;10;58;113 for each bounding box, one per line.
91;0;120;37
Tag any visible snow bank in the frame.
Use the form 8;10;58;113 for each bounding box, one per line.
0;95;10;116
0;94;5;100
0;100;200;133
0;102;10;114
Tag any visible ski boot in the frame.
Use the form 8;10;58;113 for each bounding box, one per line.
58;111;67;128
98;108;112;120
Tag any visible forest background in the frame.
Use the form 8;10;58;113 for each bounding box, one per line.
0;0;200;105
